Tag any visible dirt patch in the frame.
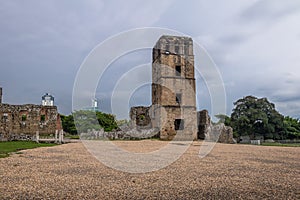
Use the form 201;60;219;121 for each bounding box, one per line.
0;141;299;199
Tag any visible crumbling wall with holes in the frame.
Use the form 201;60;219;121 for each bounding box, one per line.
0;103;62;141
129;106;152;130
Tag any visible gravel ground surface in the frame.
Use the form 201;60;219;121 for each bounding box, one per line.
0;140;299;199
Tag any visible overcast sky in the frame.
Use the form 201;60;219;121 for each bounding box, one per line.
0;0;300;119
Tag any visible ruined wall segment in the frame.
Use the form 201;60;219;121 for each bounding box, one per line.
129;106;151;130
197;109;236;143
0;104;61;141
197;110;211;140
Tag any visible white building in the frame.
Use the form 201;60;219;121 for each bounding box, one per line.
42;93;54;106
83;98;99;111
92;99;98;110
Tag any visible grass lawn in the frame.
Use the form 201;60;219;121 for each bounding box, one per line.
261;142;300;147
0;141;57;158
65;135;80;140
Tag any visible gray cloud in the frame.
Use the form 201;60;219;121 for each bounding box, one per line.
0;0;300;119
240;0;300;22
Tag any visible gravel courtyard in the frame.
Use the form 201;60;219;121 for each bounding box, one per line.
0;141;299;199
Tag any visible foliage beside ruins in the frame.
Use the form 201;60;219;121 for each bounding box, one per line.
216;96;300;140
60;114;77;135
61;110;118;134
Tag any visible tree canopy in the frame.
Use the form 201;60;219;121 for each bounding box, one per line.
227;96;299;140
61;110;118;134
60;114;77;135
283;116;300;139
214;114;231;126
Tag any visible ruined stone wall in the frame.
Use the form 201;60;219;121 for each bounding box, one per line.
217;125;236;144
197;110;236;143
0;104;61;141
197;110;211;139
152;79;196;106
129;106;151;130
153;106;196;140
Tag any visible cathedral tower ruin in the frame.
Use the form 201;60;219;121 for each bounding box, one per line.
151;35;197;140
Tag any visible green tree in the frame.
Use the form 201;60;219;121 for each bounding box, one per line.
95;111;118;132
283;116;300;139
60;114;78;135
215;114;231;126
61;110;119;134
230;96;284;139
116;119;130;127
73;110;101;134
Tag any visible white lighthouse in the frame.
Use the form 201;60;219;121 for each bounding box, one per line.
92;98;98;111
42;93;54;106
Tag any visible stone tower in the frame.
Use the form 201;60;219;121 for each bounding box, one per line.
151;35;197;140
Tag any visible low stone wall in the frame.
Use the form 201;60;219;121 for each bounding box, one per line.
1;133;36;141
80;127;159;140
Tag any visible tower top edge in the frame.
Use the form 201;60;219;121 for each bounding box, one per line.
158;35;192;41
155;35;193;46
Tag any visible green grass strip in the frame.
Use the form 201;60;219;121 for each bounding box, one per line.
0;141;57;158
261;142;300;147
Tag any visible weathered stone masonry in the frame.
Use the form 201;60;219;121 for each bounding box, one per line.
197;110;211;140
197;109;236;143
130;35;197;140
129;106;151;130
0;103;62;141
